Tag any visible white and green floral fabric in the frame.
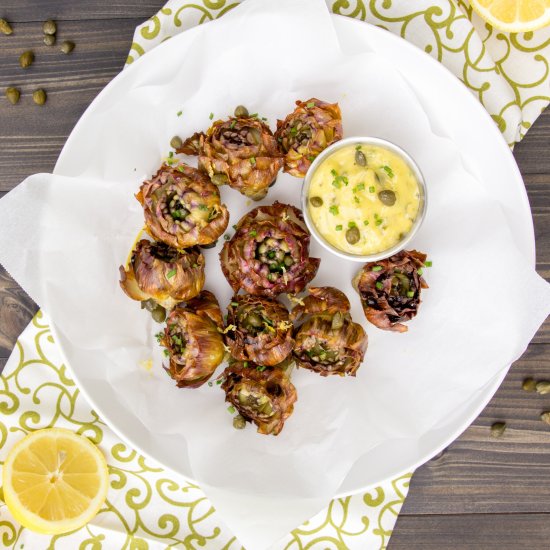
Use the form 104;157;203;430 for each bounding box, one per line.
1;1;549;548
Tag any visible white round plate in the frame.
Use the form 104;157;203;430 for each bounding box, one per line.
53;15;534;495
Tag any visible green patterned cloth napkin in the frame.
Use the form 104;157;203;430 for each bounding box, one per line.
1;1;549;549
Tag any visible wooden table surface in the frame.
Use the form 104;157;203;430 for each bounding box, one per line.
1;2;549;548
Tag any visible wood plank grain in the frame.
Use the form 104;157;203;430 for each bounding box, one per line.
515;111;550;175
402;344;550;515
388;513;550;550
1;1;166;22
0;266;37;357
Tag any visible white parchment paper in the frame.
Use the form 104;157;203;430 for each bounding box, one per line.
1;0;550;547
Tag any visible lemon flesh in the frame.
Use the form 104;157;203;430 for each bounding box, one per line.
471;0;550;32
2;428;109;535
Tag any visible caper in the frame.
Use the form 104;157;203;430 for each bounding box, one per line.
140;299;157;312
522;377;537;392
44;34;56;46
0;18;13;35
345;226;360;245
490;422;506;438
19;50;34;69
310;196;323;207
258;243;268;254
284;255;293;267
331;311;344;330
32;89;47;105
170;135;182;149
5;87;20;105
378;189;396;206
211;173;229;186
233;414;247;429
541;412;550;426
43;19;57;35
200;240;217;249
151;305;166;323
61;40;75;54
267;273;277;282
234;105;249;118
355;149;367;166
246;313;263;328
536;381;550;395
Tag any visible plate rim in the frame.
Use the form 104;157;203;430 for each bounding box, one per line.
51;14;535;498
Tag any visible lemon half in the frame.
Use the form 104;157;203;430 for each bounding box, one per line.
2;428;109;535
470;0;550;33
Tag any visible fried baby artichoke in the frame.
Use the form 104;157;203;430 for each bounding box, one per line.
220;202;320;297
225;294;294;366
161;291;226;388
353;250;428;333
137;163;229;249
221;362;297;435
292;287;367;377
179;115;283;200
275;98;343;178
119;239;205;310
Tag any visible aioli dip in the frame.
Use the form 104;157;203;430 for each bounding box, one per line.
307;143;420;256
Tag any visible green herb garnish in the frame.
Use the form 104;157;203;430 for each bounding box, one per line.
209;112;214;120
371;266;382;272
382;165;394;178
348;221;357;228
329;205;339;216
250;156;256;165
335;225;343;231
407;291;415;298
375;282;383;290
250;230;257;237
353;183;365;193
177;110;182;117
369;186;375;193
425;260;432;267
227;405;236;414
306;101;315;108
166;269;177;279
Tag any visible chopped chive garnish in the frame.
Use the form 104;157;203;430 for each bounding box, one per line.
353;183;365;193
250;230;257;237
192;263;198;268
256;365;267;372
425;261;432;267
290;126;298;135
177;110;182;117
209;112;214;120
355;144;362;150
417;268;423;275
329;205;339;216
250;113;258;117
348;221;357;228
227;405;236;414
371;266;382;272
308;155;315;161
198;204;208;210
407;291;415;298
335;225;343;231
331;169;338;177
163;349;170;357
166;269;177;279
243;361;249;367
382;165;394;178
354;196;360;204
375;218;383;226
231;301;239;306
230;120;236;129
168;151;174;158
261;117;267;121
364;220;369;226
216;378;223;385
375;282;383;290
332;180;342;189
250;156;256;165
306;101;315;108
369;186;375;193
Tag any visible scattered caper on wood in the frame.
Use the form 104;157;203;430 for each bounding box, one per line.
61;40;75;54
32;89;47;105
43;19;57;35
44;34;56;46
490;422;506;438
541;412;550;426
170;135;182;149
345;226;360;245
522;377;537;392
378;189;396;206
19;50;34;68
355;149;367;166
233;414;247;429
0;18;13;35
536;381;550;395
310;196;323;207
5;87;20;105
234;105;248;118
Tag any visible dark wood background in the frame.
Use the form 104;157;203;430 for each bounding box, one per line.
1;2;549;548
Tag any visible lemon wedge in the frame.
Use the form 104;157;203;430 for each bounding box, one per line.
2;428;109;535
470;0;550;33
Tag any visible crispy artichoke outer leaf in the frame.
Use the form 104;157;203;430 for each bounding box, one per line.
162;300;226;388
352;249;428;332
186;289;224;329
138;163;230;249
225;295;294;366
177;131;205;156
293;314;367;376
221;362;297;435
290;286;350;321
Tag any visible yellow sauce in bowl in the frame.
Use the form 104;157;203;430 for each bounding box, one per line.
307;143;420;256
